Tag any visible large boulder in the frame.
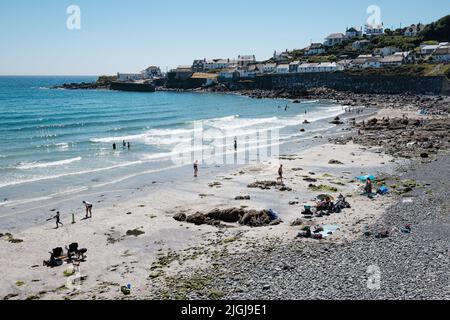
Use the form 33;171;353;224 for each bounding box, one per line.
186;212;206;225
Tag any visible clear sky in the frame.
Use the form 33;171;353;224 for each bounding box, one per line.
0;0;448;75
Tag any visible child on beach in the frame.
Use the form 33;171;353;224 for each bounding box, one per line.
50;211;63;229
83;201;93;219
277;164;284;183
193;161;199;178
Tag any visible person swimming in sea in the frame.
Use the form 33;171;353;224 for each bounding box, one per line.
113;143;117;150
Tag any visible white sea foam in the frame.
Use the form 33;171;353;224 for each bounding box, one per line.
17;157;82;170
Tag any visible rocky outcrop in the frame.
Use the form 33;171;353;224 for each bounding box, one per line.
174;208;282;228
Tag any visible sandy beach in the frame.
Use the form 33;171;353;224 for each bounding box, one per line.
1;92;449;300
0;106;400;300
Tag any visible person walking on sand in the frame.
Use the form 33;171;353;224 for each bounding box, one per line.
277;164;284;184
83;201;93;219
53;211;63;229
234;138;237;152
193;161;199;178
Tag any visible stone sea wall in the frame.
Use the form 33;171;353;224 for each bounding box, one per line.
251;73;450;95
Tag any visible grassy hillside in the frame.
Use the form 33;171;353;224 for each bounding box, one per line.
421;15;450;42
344;63;450;79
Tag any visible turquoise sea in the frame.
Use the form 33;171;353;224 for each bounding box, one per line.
0;76;344;224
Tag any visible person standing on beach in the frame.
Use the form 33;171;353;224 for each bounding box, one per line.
83;201;93;219
277;164;284;184
234;138;237;152
193;161;199;178
53;212;63;229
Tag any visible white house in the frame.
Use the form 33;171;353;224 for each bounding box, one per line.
350;56;381;69
317;62;344;72
289;61;301;73
297;62;343;73
432;46;450;62
304;43;326;56
364;23;384;36
297;63;320;73
379;55;404;67
218;68;239;80
324;33;346;47
117;73;143;82
337;59;353;70
346;27;362;38
237;55;256;67
261;63;277;73
375;46;400;57
404;23;425;37
141;66;163;79
352;40;370;50
204;59;236;71
421;44;440;55
275;64;290;74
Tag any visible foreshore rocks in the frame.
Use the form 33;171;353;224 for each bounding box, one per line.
335;117;450;158
247;181;292;191
205;86;450;115
52;76;117;90
174;208;282;228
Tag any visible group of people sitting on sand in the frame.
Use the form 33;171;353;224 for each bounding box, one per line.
43;243;87;268
302;194;351;218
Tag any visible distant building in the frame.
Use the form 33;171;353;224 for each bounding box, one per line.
364;23;384;36
350;56;381;69
324;33;346;47
404;23;425;37
375;46;400;57
289;61;301;73
297;62;343;73
346;27;363;38
421;44;440;55
304;43;326;56
218;68;239;80
337;59;353;70
192;58;236;72
275;64;290;74
141;66;162;78
352;40;370;50
192;59;206;72
172;66;193;80
237;55;256;67
117;73;143;82
261;63;277;73
432;46;450;62
379;55;405;67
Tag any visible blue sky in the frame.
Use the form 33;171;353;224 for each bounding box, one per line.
0;0;448;75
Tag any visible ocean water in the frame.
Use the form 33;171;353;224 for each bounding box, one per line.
0;76;344;213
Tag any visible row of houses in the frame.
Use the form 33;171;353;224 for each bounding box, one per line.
420;42;450;61
191;55;256;72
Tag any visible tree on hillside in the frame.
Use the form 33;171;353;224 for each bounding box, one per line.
421;15;450;42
